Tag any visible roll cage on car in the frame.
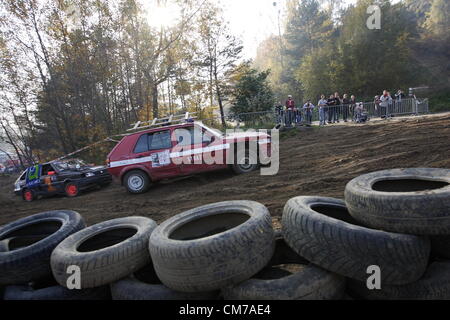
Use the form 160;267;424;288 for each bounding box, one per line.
107;114;272;194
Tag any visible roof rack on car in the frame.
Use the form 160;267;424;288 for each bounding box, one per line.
127;112;198;132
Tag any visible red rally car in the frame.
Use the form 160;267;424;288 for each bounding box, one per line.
107;121;271;194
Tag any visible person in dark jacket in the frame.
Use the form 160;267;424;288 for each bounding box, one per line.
333;92;341;123
349;95;357;121
285;95;295;126
342;94;350;122
327;94;336;124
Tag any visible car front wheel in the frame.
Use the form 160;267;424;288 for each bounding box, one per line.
124;171;151;194
22;189;34;202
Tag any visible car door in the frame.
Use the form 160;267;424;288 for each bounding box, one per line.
133;129;180;179
173;126;224;175
40;163;59;194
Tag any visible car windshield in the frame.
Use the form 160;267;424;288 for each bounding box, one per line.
52;159;89;171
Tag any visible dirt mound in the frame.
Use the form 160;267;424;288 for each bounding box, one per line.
1;114;450;227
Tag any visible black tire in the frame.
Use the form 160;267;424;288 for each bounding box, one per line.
4;278;110;300
345;168;450;235
149;200;275;292
222;237;345;300
0;210;85;286
110;263;219;300
232;148;259;174
431;236;450;259
51;217;157;289
282;196;430;285
348;261;450;300
124;170;151;194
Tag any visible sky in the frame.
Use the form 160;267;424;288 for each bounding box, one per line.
222;0;288;59
222;0;358;59
142;0;362;59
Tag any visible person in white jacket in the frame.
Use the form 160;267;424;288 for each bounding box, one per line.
379;90;392;119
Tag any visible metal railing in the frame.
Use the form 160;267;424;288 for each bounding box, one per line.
234;98;429;128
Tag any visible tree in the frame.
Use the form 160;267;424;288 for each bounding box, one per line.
280;0;333;100
425;0;450;39
195;2;243;127
229;62;275;116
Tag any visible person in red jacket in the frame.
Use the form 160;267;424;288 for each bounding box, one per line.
285;95;295;126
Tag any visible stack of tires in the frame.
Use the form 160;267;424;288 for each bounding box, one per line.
2;167;449;300
283;168;450;300
0;210;110;300
123;200;345;300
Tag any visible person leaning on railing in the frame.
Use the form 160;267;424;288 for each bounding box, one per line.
327;94;336;124
379;90;392;119
333;92;342;123
285;95;295;127
303;100;315;125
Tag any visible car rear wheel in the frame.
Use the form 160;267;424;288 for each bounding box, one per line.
22;189;34;202
232;149;259;174
65;183;79;198
124;171;150;194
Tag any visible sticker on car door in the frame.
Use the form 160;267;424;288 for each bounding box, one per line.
151;150;171;168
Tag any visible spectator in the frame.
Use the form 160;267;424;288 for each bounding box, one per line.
387;91;394;117
334;92;341;123
379;90;392;119
395;90;406;113
303;100;315;125
327;94;336;124
374;95;381;117
395;90;404;102
350;95;357;121
285;95;295;126
274;102;284;124
294;107;302;124
317;94;328;126
354;102;367;123
342;94;350;122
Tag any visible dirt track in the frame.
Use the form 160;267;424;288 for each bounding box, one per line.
1;114;450;228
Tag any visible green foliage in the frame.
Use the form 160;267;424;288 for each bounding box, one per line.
229;62;275;115
425;0;450;38
429;92;450;113
256;0;450;105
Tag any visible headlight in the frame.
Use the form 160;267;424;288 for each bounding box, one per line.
85;172;95;177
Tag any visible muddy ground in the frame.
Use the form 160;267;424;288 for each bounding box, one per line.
1;113;450;228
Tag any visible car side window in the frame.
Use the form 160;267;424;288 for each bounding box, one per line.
174;127;205;146
134;134;149;154
19;171;26;180
41;164;54;175
148;130;172;151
